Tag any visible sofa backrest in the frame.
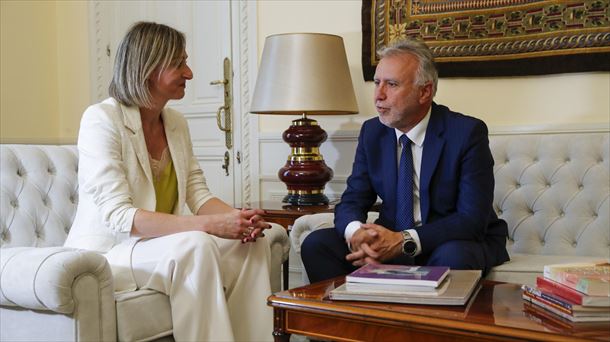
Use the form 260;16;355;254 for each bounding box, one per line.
490;131;609;258
2;130;609;258
1;145;78;248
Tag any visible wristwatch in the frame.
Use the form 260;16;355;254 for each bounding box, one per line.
401;230;417;257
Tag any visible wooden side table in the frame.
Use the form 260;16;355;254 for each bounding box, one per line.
245;201;335;289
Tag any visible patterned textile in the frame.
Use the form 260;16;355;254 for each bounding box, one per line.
362;0;610;79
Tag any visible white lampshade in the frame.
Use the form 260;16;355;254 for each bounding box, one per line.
250;33;359;115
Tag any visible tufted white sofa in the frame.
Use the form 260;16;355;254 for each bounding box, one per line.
291;128;610;286
0;144;290;342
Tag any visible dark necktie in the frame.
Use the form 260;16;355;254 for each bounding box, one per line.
395;134;414;231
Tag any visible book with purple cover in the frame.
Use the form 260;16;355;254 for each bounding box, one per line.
346;264;450;287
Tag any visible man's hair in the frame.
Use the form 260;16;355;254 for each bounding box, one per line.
109;22;186;108
378;39;438;97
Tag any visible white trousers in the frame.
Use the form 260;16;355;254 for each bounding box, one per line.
130;231;273;342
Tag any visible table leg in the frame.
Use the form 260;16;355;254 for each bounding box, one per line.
273;307;290;342
282;226;291;290
282;259;289;290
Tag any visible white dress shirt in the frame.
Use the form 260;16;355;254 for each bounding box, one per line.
344;108;431;256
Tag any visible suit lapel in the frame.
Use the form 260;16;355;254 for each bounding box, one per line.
381;125;398;219
121;104;153;184
420;104;445;223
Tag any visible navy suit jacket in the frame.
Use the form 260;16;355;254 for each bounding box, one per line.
335;102;509;263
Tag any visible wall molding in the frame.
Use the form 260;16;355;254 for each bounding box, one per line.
263;190;342;202
259;175;348;183
259;123;610;143
488;123;610;135
258;130;359;143
235;1;258;206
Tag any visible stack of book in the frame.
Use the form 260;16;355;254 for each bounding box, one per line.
329;264;482;305
521;262;610;322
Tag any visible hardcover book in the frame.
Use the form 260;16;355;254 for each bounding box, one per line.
523;301;608;332
543;262;610;297
521;285;610;316
346;276;451;296
345;264;450;287
536;276;610;307
330;270;481;306
522;293;610;322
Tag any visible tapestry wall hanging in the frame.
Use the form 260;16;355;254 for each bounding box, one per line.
362;0;610;79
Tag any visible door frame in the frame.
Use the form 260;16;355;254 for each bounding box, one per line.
87;0;261;206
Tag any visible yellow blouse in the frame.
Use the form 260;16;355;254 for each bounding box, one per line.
150;148;178;214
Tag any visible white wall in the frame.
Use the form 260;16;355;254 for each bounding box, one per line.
0;0;90;144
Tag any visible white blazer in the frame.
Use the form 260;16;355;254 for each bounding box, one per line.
65;98;213;291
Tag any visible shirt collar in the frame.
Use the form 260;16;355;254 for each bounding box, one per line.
394;107;431;148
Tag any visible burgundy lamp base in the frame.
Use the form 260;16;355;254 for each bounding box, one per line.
279;115;333;206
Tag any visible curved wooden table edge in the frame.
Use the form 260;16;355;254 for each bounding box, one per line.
268;295;595;342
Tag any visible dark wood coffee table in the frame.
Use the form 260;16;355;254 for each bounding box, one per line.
268;278;610;341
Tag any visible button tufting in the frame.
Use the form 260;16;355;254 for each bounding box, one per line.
545;183;551;188
560;211;565;217
515;183;521;188
572;242;577;248
10;199;18;208
540;240;545;246
565;158;571;163
498;210;503;215
578;185;584;190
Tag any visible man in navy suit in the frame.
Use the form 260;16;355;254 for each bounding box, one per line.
301;39;510;283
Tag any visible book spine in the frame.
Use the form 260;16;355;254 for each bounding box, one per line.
536;276;583;305
522;302;573;330
522;294;577;322
522;288;573;315
522;285;574;312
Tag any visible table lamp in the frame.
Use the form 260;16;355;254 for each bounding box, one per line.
251;33;358;205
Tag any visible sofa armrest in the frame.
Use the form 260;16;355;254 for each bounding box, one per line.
290;212;381;255
290;213;335;255
264;223;290;293
0;247;113;314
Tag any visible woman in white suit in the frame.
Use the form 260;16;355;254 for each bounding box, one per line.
65;22;273;341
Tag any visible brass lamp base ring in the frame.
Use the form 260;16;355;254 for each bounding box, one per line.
282;193;330;206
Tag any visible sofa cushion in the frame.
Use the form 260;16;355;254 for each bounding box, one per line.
115;289;172;341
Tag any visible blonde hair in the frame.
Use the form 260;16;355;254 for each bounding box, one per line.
109;22;186;108
378;39;438;97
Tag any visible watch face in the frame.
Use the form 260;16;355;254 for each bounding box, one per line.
403;240;417;256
